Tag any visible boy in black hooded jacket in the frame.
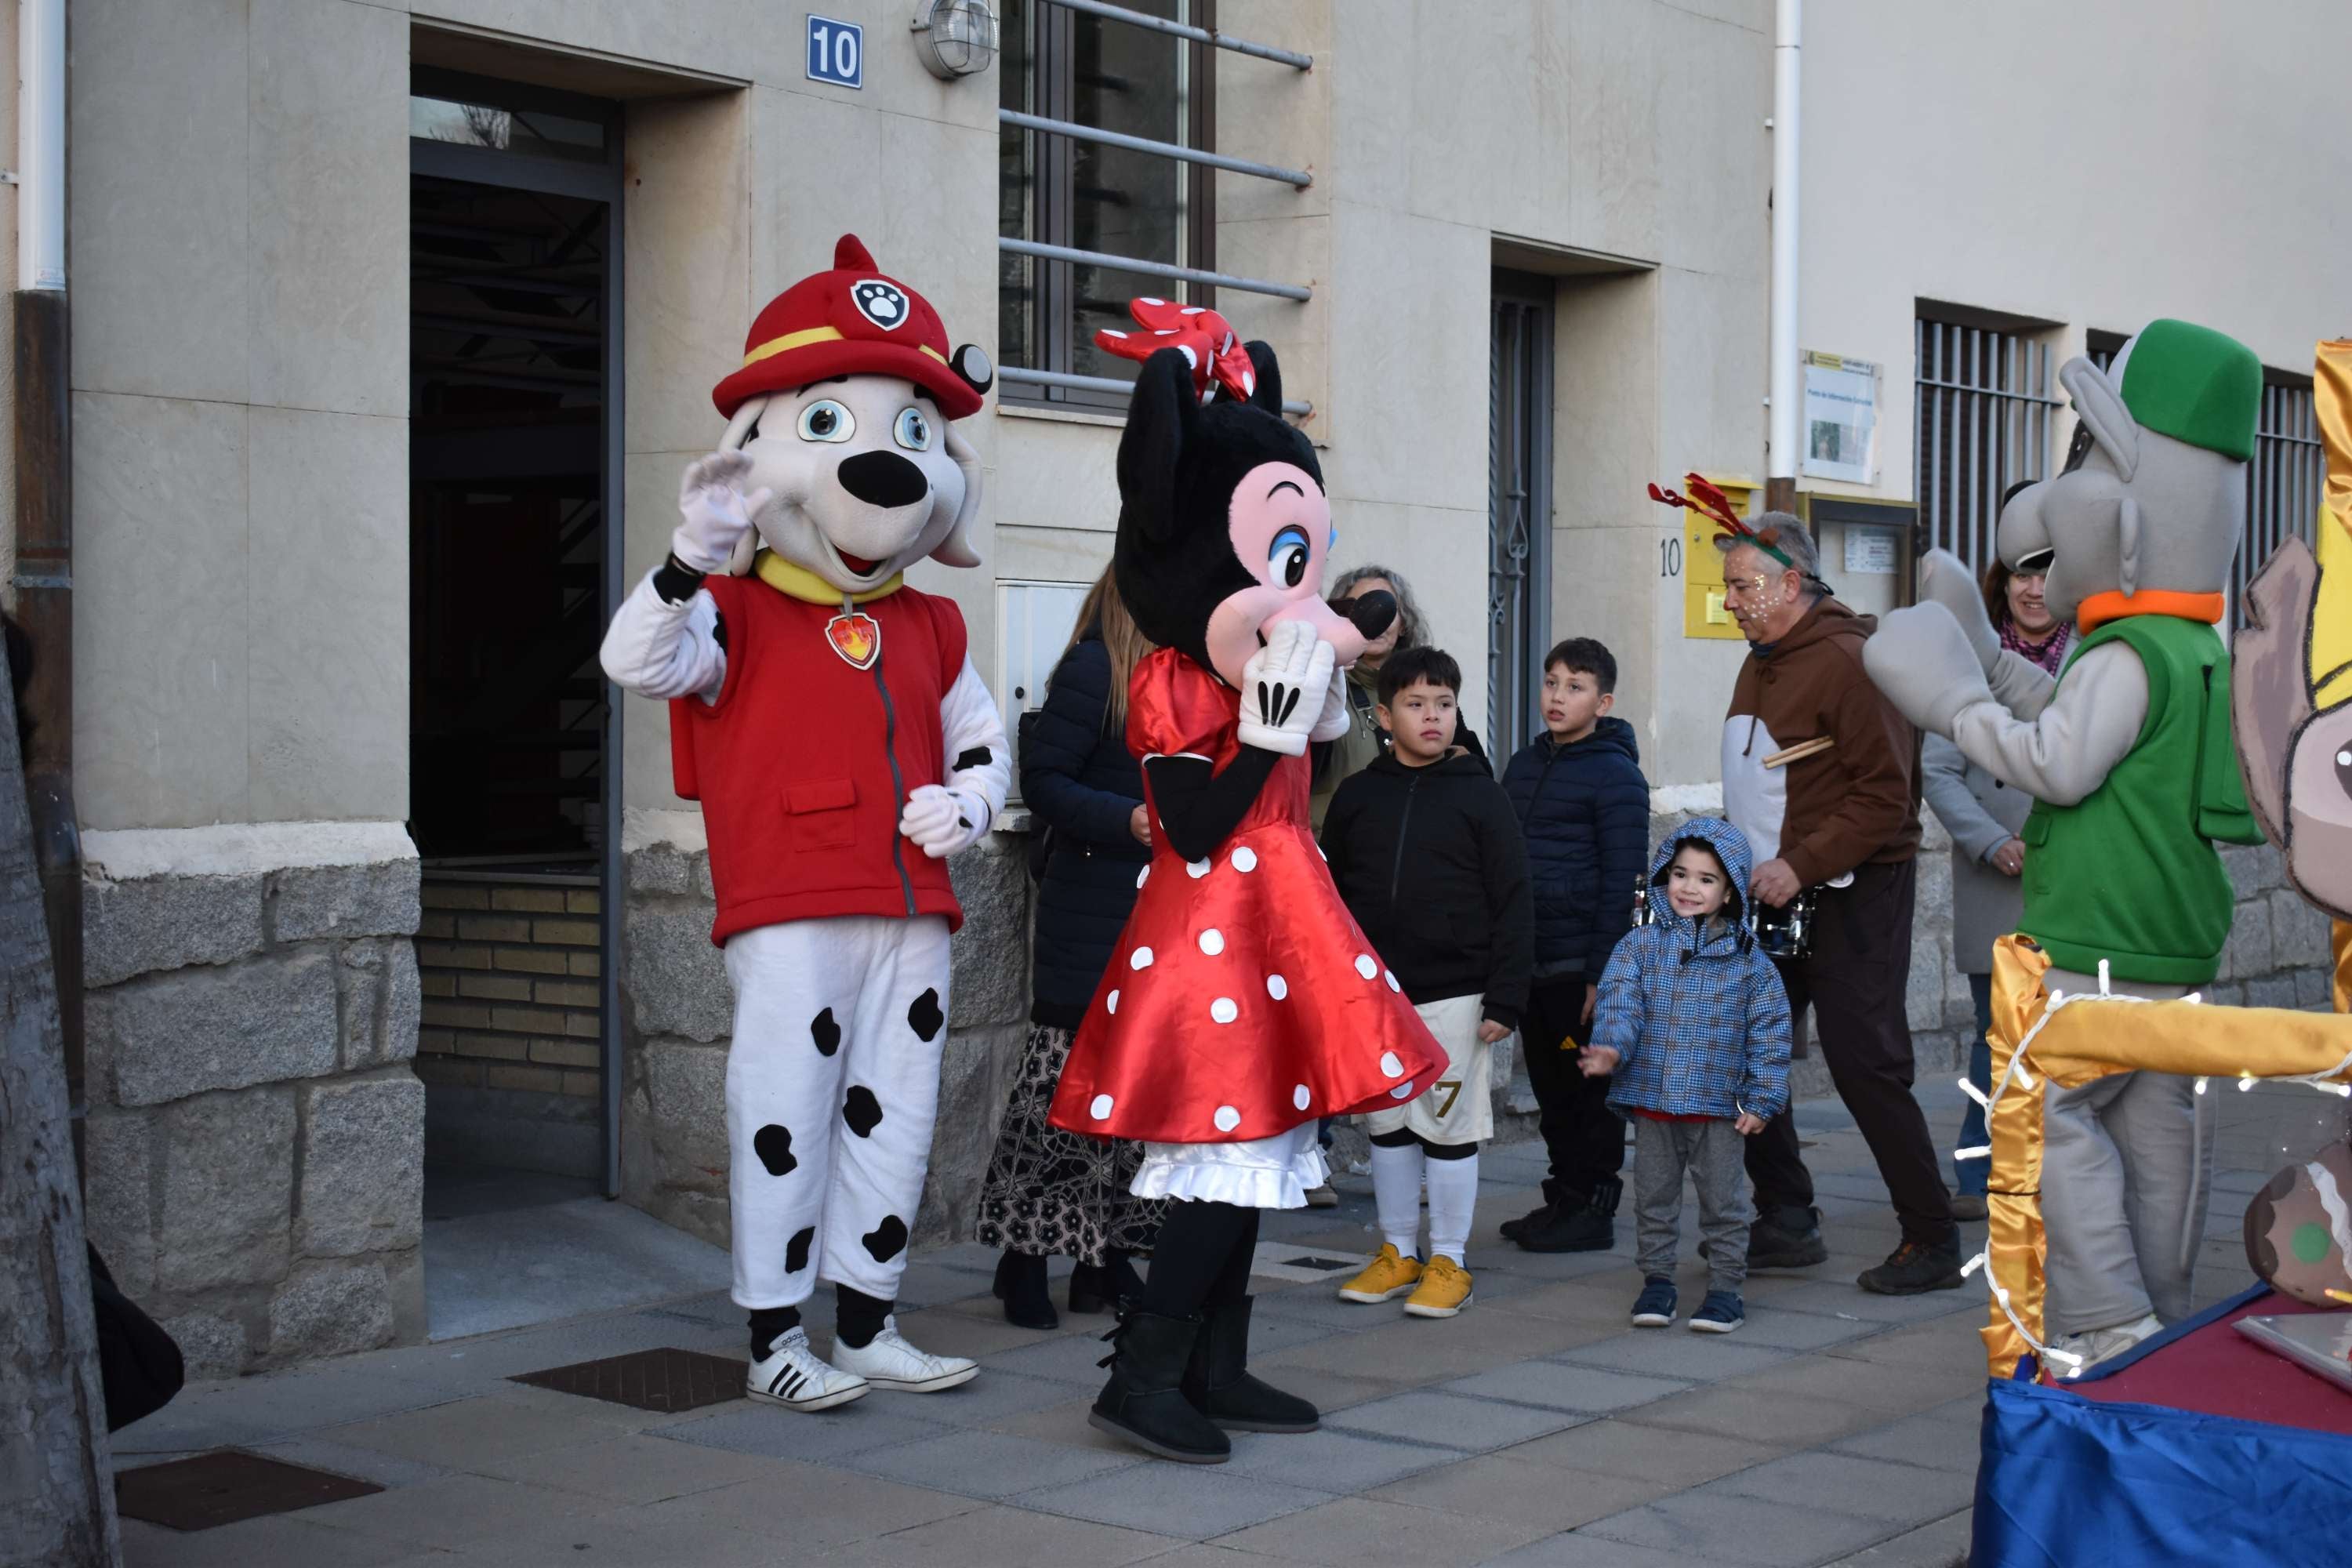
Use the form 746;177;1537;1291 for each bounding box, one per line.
1322;646;1534;1319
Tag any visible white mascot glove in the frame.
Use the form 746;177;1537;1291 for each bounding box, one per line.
671;451;773;575
1236;621;1337;757
1309;656;1352;744
1915;547;2002;679
899;783;986;859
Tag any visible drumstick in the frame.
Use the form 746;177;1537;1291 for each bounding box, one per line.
1762;736;1835;770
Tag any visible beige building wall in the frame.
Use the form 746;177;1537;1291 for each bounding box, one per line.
1798;0;2352;515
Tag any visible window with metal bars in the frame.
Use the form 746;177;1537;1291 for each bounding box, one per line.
2086;336;2319;625
1913;312;2060;572
998;0;1214;410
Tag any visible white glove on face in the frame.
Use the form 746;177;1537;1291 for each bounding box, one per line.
1917;548;2002;678
672;451;775;575
1236;621;1337;757
899;783;985;859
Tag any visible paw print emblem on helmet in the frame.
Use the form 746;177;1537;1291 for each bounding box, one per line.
851;280;909;331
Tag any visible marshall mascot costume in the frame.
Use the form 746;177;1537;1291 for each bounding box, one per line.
602;237;1009;1412
1047;303;1449;1464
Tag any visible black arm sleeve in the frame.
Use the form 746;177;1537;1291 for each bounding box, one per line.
1145;750;1281;864
1479;789;1536;1029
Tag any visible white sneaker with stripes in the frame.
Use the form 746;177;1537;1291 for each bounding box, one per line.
827;1316;978;1393
746;1327;868;1413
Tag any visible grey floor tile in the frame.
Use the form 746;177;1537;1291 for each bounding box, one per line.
636;1460;975;1547
1504;1419;1781;1488
1479;1534;1705;1567
1253;1285;1399;1332
1219;1425;1462;1490
1580;1491;1898;1567
1827;1403;1987;1475
1748;1279;1984;1325
1823;1508;1973;1566
981;1327;1130;1385
111;1367;459;1455
842;1428;1141;1499
120;1515;423;1568
295;1471;626;1553
918;1369;1092;1428
466;1430;793;1502
437;1506;783;1567
1323;1391;1583;1454
252;1434;457;1490
1232;1305;1348;1356
1018;1461;1330;1538
1619;1383;1886;1450
1214;1494;1552;1566
1703;1450;1974;1526
659;1402;953;1461
1731;1309;1888;1352
829;1503;1182;1567
1552;1330;1794;1381
1440;1359;1690;1415
325;1392;652;1471
1373;1454;1676;1536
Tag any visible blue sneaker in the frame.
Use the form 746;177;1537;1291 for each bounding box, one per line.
1690;1290;1744;1333
1630;1276;1677;1328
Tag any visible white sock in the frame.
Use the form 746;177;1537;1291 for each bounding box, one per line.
1425;1149;1480;1265
1370;1141;1425;1258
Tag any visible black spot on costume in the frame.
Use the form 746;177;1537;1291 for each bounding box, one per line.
753;1123;797;1177
810;1007;842;1057
862;1214;909;1263
785;1226;815;1273
906;989;944;1042
844;1085;884;1138
953;745;992;772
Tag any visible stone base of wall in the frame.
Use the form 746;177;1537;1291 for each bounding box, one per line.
617;815;1031;1257
78;822;425;1377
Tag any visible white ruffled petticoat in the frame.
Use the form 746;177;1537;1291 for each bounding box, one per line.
1128;1122;1328;1210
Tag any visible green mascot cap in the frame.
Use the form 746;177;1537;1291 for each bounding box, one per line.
2109;318;2262;463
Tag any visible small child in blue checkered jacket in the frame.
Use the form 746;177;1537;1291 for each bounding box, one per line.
1577;816;1791;1335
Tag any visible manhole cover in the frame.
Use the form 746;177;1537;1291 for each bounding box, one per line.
510;1347;746;1413
116;1450;381;1531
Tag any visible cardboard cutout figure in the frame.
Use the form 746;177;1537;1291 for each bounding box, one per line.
601;236;1008;1413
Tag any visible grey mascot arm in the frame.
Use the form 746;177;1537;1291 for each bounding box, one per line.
1945;643;2148;808
1862;602;1998;737
1912;546;2060;719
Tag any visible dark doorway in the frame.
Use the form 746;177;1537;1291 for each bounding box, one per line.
1488;270;1555;758
408;70;622;1210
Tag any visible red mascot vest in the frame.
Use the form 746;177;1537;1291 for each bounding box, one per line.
670;572;968;945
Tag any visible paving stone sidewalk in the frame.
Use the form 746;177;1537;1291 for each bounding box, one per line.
111;1080;2326;1568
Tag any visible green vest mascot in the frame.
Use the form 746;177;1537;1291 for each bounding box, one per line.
1863;320;2267;1374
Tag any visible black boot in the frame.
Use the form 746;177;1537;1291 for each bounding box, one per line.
1500;1178;1570;1243
1519;1175;1621;1254
1182;1296;1319;1434
1069;1250;1145;1316
1088;1309;1229;1464
1748;1204;1829;1269
993;1250;1058;1331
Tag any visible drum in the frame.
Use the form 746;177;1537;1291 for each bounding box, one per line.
1631;871;1817;960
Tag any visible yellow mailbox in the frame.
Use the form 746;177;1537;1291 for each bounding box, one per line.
1680;476;1757;640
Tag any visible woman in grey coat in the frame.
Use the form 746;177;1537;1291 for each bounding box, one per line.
1918;548;2068;1219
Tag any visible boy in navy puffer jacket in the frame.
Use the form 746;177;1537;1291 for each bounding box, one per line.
1579;818;1790;1334
1500;638;1650;1254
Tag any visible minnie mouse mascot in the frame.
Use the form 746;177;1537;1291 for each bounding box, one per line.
1049;302;1448;1464
603;237;1007;1414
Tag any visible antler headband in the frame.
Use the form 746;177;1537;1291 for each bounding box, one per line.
1647;473;1795;570
1093;297;1258;406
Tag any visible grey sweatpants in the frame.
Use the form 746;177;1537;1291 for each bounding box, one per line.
2039;967;2209;1338
1633;1116;1755;1294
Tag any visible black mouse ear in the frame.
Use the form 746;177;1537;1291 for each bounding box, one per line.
1240;341;1283;418
1118;347;1197;539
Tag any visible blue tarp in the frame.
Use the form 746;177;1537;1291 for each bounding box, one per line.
1971;1289;2352;1566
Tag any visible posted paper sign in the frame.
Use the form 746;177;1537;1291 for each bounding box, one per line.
1844;530;1900;575
1802;351;1879;485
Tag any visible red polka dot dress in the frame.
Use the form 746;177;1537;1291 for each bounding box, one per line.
1049;650;1447;1207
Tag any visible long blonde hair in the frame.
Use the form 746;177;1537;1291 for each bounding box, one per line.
1062;564;1152;728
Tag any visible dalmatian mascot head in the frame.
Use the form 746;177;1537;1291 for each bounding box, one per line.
706;233;995;591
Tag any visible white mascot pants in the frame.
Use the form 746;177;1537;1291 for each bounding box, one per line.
724;913;952;1310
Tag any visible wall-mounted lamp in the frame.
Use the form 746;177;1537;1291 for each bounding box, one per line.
911;0;999;80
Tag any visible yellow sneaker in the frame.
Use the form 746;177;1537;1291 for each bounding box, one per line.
1337;1243;1422;1304
1403;1256;1474;1319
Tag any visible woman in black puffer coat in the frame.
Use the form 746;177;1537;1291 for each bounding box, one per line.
975;569;1165;1328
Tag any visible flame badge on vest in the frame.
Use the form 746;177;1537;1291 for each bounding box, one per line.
826;610;882;671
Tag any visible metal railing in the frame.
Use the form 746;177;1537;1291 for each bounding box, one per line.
997;107;1312;188
2238;379;2325;622
1915;318;2060;572
1040;0;1312;69
997;236;1310;300
999;363;1310;417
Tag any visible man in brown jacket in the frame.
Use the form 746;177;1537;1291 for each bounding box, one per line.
1718;517;1962;1295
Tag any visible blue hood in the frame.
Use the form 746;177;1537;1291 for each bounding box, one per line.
1644;816;1755;949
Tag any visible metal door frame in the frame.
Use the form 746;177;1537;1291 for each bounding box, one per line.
1488;270;1555;758
410;67;628;1198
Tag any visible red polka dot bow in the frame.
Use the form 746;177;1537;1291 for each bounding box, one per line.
1093;297;1258;405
